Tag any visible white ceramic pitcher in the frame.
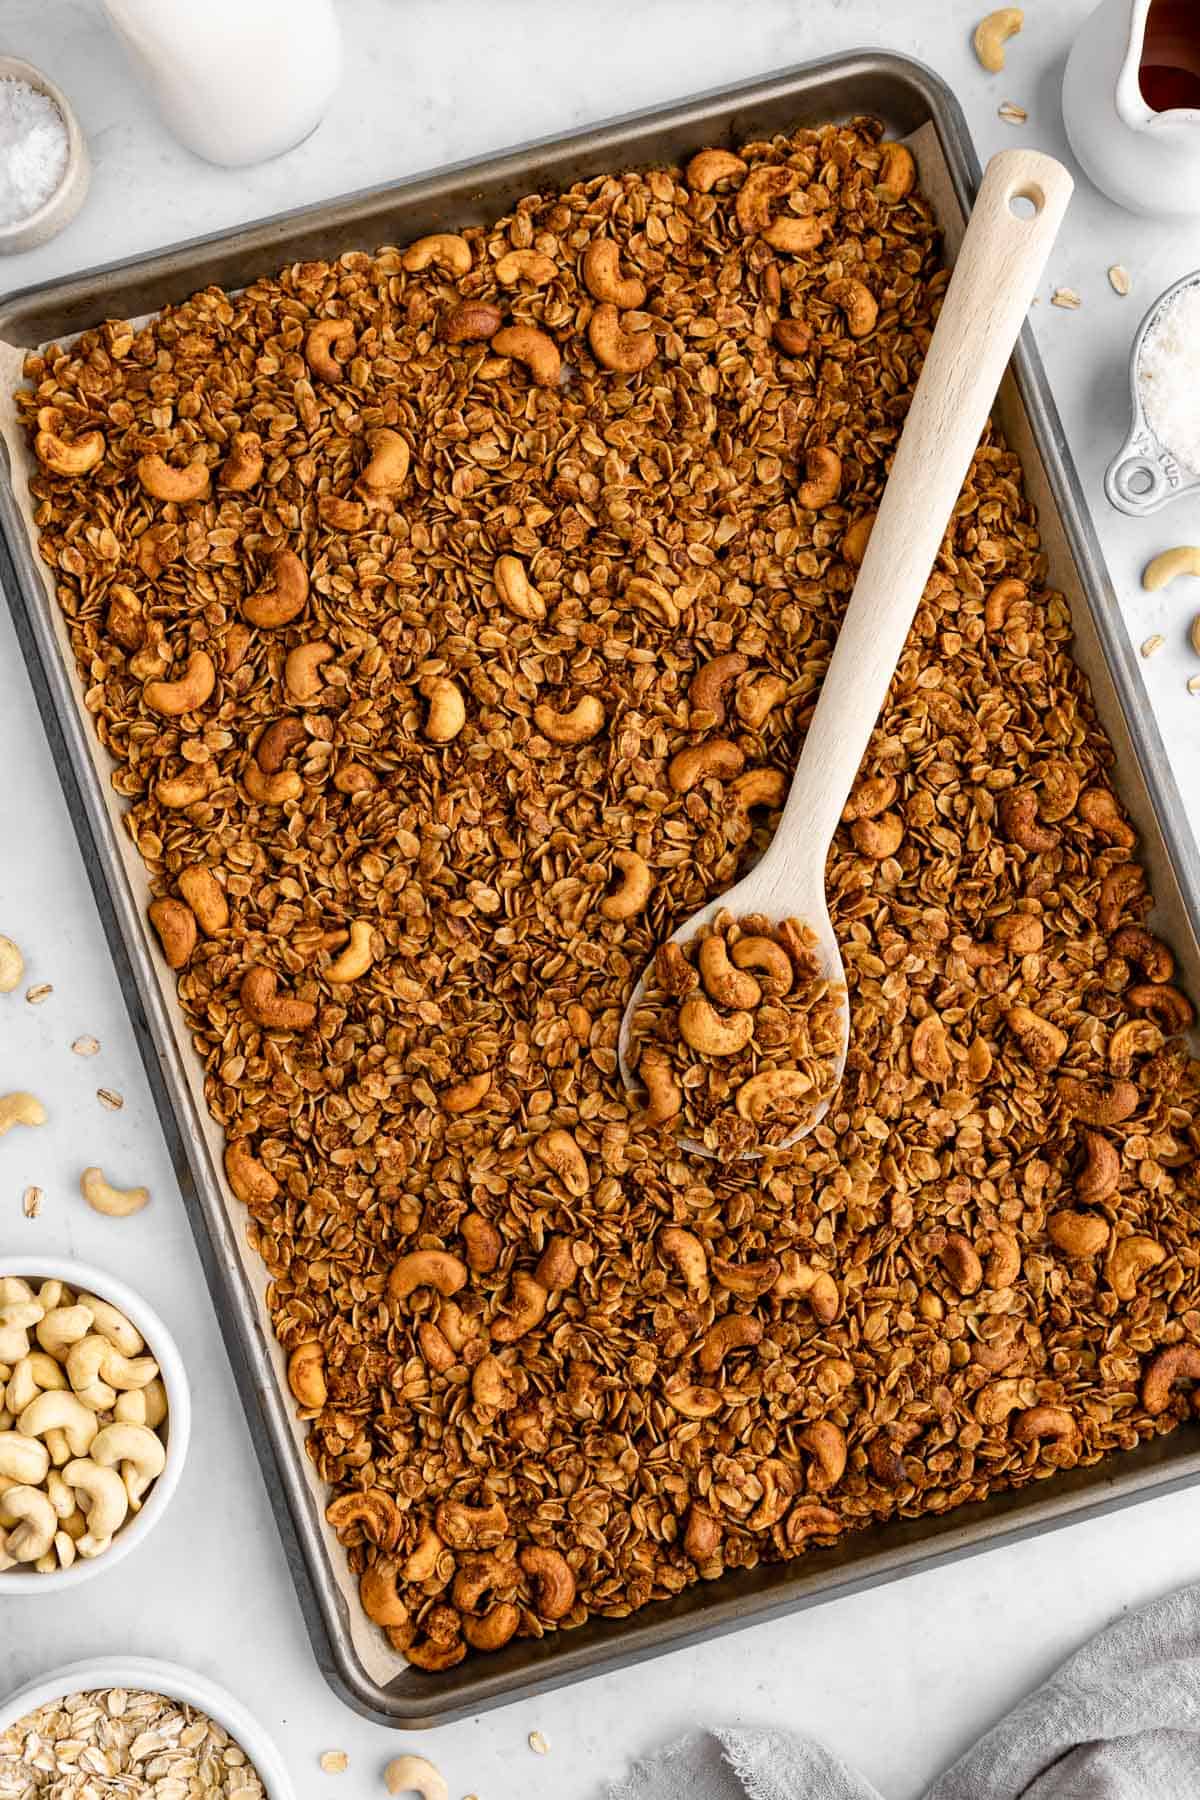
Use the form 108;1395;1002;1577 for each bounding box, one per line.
1063;0;1200;216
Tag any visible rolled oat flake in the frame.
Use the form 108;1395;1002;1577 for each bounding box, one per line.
0;78;68;227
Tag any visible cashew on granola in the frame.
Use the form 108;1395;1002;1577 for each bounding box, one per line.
136;453;211;504
588;303;656;374
824;277;878;337
797;445;841;509
243;549;309;627
305;318;355;382
34;413;104;477
1128;982;1196;1033
389;1251;468;1303
877;141;917;202
219;431;263;491
1111;925;1174;985
686;148;748;192
287;1340;327;1410
582;239;646;309
668;739;744;793
324;920;375;984
420;675;466;743
533;694;606;744
735;165;797;234
773;318;812;357
689;653;749;727
403;233;473;275
494;249;558;285
143;651;216;718
599;850;652;921
797;1419;847;1493
1056;1075;1139;1126
1048;1210;1111;1258
1107;1234;1165;1302
441;302;503;344
177;866;228;935
736;672;788;729
698;936;761;1011
678;994;754;1057
637;1048;682;1126
441;1070;492;1114
492;324;561;387
533;1127;590;1196
1076;1130;1122;1204
239;965;316;1031
148;897;196;970
359;427;411;496
1142;1344;1200;1416
494;553;545;621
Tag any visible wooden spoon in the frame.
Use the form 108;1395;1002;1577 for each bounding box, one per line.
619;147;1073;1152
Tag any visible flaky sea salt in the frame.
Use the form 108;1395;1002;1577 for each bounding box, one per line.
1139;281;1200;474
0;77;68;227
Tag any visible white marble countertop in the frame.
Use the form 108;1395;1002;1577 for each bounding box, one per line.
3;2;1200;1795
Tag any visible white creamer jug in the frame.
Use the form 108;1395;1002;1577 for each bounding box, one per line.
101;0;342;168
1063;0;1200;216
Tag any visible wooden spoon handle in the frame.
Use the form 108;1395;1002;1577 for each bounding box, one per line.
765;148;1073;871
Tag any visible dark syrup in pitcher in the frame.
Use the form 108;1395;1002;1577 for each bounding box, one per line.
1140;0;1200;112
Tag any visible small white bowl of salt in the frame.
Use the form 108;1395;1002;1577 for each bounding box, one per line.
1107;269;1200;515
0;55;89;254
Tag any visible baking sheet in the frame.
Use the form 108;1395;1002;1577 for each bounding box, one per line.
1;50;1199;1727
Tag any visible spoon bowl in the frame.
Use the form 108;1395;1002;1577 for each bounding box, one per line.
618;146;1074;1155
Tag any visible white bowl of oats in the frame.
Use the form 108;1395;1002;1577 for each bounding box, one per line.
0;1659;294;1799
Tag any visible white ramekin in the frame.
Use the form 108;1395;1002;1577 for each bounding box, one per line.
0;55;91;254
0;1657;295;1800
1;1255;190;1593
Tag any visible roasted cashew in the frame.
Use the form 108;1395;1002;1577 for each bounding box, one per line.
520;1543;576;1619
1011;1405;1074;1446
583;239;646;309
625;575;681;626
1128;982;1195;1033
678;993;754;1057
360;1559;410;1629
843;774;898;821
1098;866;1146;933
494;553;545;621
106;584;144;650
683;1504;722;1563
773;318;812;356
727;939;791;1000
463;1601;520;1652
333;761;378;795
998;790;1059;852
420;1321;457;1374
470;1353;514;1410
491;1272;548;1344
1142;1344;1200;1416
245;765;304;806
736;165;796;234
492;324;561;387
137;454;211;504
1048;1210;1110;1258
0;1432;50;1485
985;1230;1022;1290
403;1634;465;1672
1076;1130;1121;1204
797;1419;847;1493
668;739;744;793
797;445;841;510
735;673;788;731
877;142;917;202
974;1378;1024;1426
435;1498;508;1550
441;1070;493;1113
404;1519;445;1583
1111;925;1174;985
34;416;105;477
664;1379;722;1419
403;233;472;275
1108;1016;1163;1077
660;1225;708;1291
442;301;503;344
219;431;263;491
0;934;23;993
532;1127;590;1195
763;215;824;254
1107;1234;1165;1302
842;514;875;566
535;1235;576;1292
911;1013;952;1083
699;936;761;1010
452;1549;519;1613
325;1488;402;1550
284;640;333;702
2;1485;57;1562
0;1092;47;1137
824;277;878;337
689;653;749;728
243;548;309;628
239;967;315;1035
747;1458;797;1530
305;318;355;382
494;249;559;286
318;494;365;532
1057;1075;1139;1126
1079;787;1136;848
155;772;210;809
224;1139;280;1206
937;1230;983;1296
711;1255;780;1299
851;811;904;858
1006;1005;1068;1072
385;1757;449;1800
698;1314;762;1373
993;913;1044;955
324;920;375;984
287;1341;327;1410
421;675;466;743
777;1500;842;1552
177;866;229;936
600;851;652;922
19;1390;98;1457
80;1166;151;1220
974;7;1024;72
686;148;748;192
360;427;411;498
148;897;196;970
735;1068;813;1125
534;694;606;744
389;1251;468;1303
35;1305;93;1360
143;650;216;717
90;1421;166;1508
588;303;656;374
65;1457;128;1555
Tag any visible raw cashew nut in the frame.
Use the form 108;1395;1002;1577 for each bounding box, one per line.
533;695;606;744
1142;1344;1200;1415
115;1378;167;1430
689;653;749;727
284;641;334;702
824;277;878;337
660;1225;708;1290
148;897;197;970
2;1485;57;1562
305;318;355;382
668;739;744;793
360;428;411;496
599;851;652;921
6;1353;66;1415
143;650;216;717
494;249;559;285
64;1457;128;1555
0;1432;50;1485
0;1092;47;1137
137;454;211;504
34;418;105;477
637;1047;682;1126
494;553;545;621
1048;1210;1110;1258
90;1421;165;1506
80;1166;151;1220
686;148;748;192
1107;1234;1165;1301
698;1314;762;1373
492;324;561;387
177;867;228;937
243;549;309;628
0;935;25;992
219;431;263;491
520;1544;576;1619
583;239;646;309
325;920;375;984
699;936;761;1010
36;1305;93;1360
403;233;472;275
735;1068;813;1125
244;765;303;806
421;675;466;743
224;1140;280;1206
240;966;316;1031
731;936;793;993
1144;546;1200;590
18;1391;99;1458
389;1251;468;1303
678;993;754;1057
974;7;1024;72
533;1127;590;1196
67;1337;157;1409
588;303;656;374
384;1755;449;1800
797;445;842;510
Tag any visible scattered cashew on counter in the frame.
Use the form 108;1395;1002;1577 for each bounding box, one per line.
80;1166;151;1218
973;8;1024;72
384;1756;448;1800
0;1092;47;1137
0;934;23;993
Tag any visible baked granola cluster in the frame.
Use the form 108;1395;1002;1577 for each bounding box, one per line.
17;116;1200;1672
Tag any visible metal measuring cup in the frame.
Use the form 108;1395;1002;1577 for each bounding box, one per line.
1106;268;1200;515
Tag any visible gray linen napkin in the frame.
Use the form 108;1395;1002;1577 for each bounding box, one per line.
610;1583;1200;1800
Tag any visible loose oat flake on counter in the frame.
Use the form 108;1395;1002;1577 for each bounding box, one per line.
14;113;1200;1672
0;1687;265;1798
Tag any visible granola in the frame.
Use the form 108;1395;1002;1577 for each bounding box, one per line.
14;115;1200;1671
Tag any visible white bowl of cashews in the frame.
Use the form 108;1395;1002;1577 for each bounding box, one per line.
0;1256;190;1590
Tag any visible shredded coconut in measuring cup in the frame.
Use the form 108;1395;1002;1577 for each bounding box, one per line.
0;77;68;228
1138;281;1200;475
